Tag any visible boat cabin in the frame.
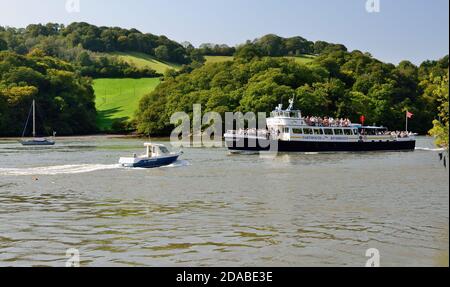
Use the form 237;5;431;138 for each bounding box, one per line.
144;143;171;158
359;126;388;136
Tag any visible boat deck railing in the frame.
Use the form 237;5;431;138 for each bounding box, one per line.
226;129;271;138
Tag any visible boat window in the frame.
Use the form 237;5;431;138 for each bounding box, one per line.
353;129;359;135
313;128;324;135
366;129;377;135
159;146;170;154
293;129;303;134
334;129;343;135
283;127;290;133
303;128;313;135
324;129;334;135
344;129;353;135
290;111;300;118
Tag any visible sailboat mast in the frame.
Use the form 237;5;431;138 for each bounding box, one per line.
32;100;36;138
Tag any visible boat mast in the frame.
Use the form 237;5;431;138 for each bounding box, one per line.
32;99;36;138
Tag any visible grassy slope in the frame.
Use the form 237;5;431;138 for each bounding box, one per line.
94;78;160;131
205;55;316;64
109;51;181;74
204;55;234;64
286;54;316;64
93;54;316;131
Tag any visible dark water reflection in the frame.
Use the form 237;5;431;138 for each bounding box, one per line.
0;136;448;266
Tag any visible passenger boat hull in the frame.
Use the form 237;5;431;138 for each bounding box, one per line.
225;137;416;152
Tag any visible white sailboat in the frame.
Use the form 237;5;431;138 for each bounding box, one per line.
20;100;55;146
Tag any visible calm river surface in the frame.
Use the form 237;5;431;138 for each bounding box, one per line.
0;136;448;267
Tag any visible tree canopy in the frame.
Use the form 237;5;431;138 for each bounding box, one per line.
428;72;449;148
0;22;195;78
234;34;347;58
1;23;448;137
0;51;97;136
136;50;448;136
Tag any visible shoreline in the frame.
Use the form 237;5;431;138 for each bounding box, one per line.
0;134;435;141
0;134;171;141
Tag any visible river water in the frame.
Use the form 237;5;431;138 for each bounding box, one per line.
0;136;448;267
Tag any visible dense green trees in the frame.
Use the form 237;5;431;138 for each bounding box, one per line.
198;43;235;56
0;23;193;79
1;22;447;137
428;72;449;148
234;34;347;58
136;50;448;136
0;51;97;136
0;38;7;51
43;22;190;63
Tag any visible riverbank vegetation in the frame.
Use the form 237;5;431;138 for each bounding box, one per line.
1;22;448;137
428;73;449;149
136;50;448;136
0;51;96;136
0;23;194;79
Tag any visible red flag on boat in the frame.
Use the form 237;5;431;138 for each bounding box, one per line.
406;111;414;119
360;115;366;125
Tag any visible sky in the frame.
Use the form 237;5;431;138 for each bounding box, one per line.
0;0;448;65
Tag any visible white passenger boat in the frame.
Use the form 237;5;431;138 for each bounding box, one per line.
224;99;416;152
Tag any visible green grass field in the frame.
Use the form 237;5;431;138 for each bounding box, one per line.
204;55;234;64
109;52;181;74
286;54;316;64
93;54;315;131
204;55;315;65
94;78;160;131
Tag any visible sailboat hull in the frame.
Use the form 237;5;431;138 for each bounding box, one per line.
20;139;55;146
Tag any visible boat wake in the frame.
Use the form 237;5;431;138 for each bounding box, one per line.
164;160;191;168
415;147;446;152
0;164;120;176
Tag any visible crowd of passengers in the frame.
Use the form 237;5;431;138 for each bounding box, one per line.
304;116;352;127
377;130;414;138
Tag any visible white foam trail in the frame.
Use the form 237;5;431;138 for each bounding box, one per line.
122;160;191;170
163;160;191;168
415;147;446;152
0;164;120;176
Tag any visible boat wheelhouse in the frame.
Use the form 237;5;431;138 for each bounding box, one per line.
224;99;416;152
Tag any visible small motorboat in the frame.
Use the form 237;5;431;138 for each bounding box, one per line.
119;143;182;168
